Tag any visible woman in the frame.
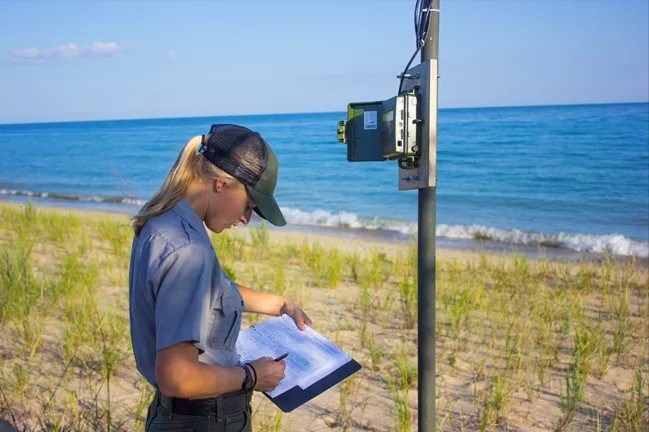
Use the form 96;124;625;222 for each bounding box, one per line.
129;124;311;431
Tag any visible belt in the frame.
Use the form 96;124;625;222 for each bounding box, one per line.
158;389;252;417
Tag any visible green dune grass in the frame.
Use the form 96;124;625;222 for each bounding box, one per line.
0;202;647;431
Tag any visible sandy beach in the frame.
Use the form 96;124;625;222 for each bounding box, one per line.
0;202;647;431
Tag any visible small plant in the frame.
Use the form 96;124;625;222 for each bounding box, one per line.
18;311;45;358
336;375;360;430
610;368;648;431
254;407;284;432
211;231;245;262
358;281;372;317
397;276;417;329
395;347;417;391
134;384;155;432
304;243;345;288
368;340;385;371
592;318;612;379
556;326;596;431
250;221;270;248
473;231;493;241
269;258;286;295
0;244;39;327
387;375;412;432
478;373;510;432
349;252;361;282
324;249;345;288
97;219;132;266
512;255;529;280
612;287;632;361
11;364;29;396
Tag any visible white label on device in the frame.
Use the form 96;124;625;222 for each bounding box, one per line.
363;111;377;130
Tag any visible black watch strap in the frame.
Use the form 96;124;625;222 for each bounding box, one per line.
240;365;253;391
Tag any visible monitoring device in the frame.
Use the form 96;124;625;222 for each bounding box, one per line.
337;59;437;190
337;92;419;164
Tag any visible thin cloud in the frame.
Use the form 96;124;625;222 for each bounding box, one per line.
166;49;180;60
6;41;122;63
85;42;121;57
55;43;81;59
7;47;49;63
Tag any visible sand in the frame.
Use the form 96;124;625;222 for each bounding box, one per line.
0;202;647;431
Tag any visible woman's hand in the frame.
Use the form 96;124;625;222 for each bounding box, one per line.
279;298;313;331
249;357;286;392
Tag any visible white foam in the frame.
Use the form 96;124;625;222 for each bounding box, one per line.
0;188;36;197
121;197;146;206
282;207;365;229
436;224;649;258
281;207;648;258
0;188;145;207
0;192;645;258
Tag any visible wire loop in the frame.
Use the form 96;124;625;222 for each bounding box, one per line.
398;0;436;94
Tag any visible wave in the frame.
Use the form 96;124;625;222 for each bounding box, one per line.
0;188;147;206
281;207;403;231
1;189;646;258
283;207;649;258
435;224;648;258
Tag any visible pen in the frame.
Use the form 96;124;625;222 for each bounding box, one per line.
274;353;289;362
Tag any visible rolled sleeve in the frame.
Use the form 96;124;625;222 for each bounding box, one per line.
152;244;211;351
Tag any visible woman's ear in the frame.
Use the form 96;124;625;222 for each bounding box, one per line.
213;178;227;192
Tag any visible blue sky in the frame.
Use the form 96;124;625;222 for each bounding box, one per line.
0;0;647;124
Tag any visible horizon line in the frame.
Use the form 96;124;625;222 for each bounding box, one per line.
1;100;647;127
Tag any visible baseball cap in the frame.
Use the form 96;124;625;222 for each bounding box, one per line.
197;124;286;226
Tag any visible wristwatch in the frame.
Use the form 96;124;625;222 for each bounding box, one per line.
241;365;254;391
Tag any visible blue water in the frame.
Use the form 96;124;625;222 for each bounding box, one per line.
0;103;647;257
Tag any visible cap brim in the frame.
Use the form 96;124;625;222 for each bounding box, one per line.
247;186;286;227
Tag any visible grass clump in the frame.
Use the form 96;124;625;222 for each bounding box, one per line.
0;244;39;326
387;373;413;432
610;369;649;431
473;231;493;241
477;372;511;431
303;242;345;288
556;325;597;431
250;221;270;247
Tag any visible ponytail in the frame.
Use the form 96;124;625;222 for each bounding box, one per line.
131;136;236;235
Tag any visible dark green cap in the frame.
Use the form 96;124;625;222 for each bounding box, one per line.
198;124;286;226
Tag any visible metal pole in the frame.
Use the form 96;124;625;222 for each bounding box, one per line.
419;0;439;431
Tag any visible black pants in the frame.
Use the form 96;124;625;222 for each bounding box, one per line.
145;391;253;432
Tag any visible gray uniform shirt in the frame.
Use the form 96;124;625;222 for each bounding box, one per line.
129;199;243;387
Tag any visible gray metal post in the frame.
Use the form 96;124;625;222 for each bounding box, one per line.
419;0;439;431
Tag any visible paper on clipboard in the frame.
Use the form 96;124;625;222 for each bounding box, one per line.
236;315;351;398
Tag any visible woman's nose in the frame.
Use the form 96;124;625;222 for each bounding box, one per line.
240;208;252;225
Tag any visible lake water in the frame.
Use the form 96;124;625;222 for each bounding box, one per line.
1;103;647;257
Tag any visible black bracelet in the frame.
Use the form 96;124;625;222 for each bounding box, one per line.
239;365;253;391
245;362;257;388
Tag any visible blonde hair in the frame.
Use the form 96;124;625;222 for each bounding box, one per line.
131;135;239;235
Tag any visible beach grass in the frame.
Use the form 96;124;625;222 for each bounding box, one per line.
0;202;647;431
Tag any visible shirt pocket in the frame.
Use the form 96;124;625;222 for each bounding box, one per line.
209;289;243;348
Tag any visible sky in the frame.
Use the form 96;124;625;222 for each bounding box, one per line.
0;0;647;124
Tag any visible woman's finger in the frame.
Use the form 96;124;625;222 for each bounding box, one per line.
295;316;305;331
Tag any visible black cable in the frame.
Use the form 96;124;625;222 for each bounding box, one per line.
398;49;421;95
397;0;434;168
398;0;434;94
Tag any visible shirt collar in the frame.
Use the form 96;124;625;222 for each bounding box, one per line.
171;198;210;242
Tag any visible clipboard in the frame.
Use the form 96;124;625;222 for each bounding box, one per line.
264;358;362;412
236;315;362;412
